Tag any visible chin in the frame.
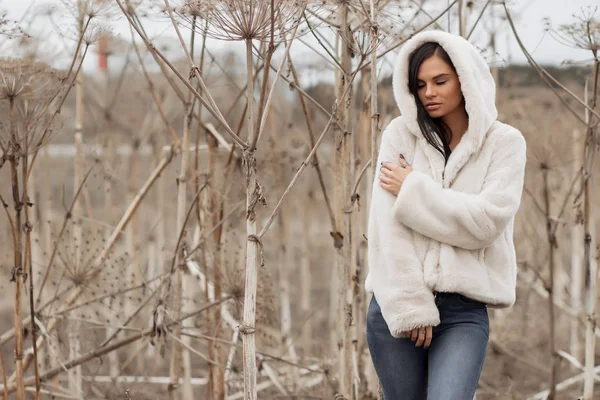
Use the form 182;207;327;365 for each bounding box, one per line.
427;108;445;117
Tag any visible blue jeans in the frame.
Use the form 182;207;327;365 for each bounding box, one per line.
366;292;489;400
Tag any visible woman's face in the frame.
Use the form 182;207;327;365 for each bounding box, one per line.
416;55;463;118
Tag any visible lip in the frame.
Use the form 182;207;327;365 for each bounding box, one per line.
425;103;441;110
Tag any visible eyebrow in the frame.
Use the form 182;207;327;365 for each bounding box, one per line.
417;73;450;82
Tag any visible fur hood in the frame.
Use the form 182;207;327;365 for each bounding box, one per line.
392;30;498;185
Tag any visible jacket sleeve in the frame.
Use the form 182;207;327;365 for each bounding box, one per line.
368;121;440;337
392;131;526;250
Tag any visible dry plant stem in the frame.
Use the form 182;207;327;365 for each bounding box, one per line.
489;338;550;375
458;0;466;37
257;65;362;238
260;56;345;131
8;98;26;400
178;23;202;397
466;0;493;40
24;170;40;400
405;0;446;31
131;12;185;103
163;3;238;148
582;75;598;400
0;343;7;399
70;12;86;390
193;22;208;229
542;167;558;399
104;45;133;112
0;298;232;394
100;278;169;347
163;0;195;69
351;159;372;201
242;35;259;400
114;0;245;149
185;202;244;261
10;150;175;382
26;43;92;186
0;286;71;347
169;89;192;400
199;36;227;399
503;3;600;123
253;22;275;147
377;0;458;59
254;9;304;148
51;273;167;317
180;331;324;374
370;0;379;181
334;4;353;397
168;119;205;400
570;128;584;364
288;58;336;232
302;11;345;73
168;332;225;369
129;25;178;143
35;169;92;305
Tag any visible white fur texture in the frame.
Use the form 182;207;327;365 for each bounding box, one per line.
364;30;527;338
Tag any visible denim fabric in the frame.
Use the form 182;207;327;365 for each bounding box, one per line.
366;292;489;400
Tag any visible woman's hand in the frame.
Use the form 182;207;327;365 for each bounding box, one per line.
379;153;413;196
400;326;433;348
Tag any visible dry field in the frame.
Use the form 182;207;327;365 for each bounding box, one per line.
0;1;599;399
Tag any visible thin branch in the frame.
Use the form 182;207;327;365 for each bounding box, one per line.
258;60;365;238
114;0;246;149
503;2;600;123
35;168;93;304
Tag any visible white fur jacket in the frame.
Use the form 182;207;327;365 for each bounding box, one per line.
364;30;527;337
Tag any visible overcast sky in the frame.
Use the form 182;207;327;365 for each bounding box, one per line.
1;0;597;78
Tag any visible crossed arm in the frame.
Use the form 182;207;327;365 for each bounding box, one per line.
368;122;440;337
391;132;527;250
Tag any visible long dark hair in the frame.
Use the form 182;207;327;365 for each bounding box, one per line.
408;42;461;163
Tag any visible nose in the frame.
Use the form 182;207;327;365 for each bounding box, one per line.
425;85;436;98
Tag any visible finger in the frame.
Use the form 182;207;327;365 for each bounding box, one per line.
415;329;426;347
381;162;397;171
410;328;419;342
424;326;433;349
380;167;392;178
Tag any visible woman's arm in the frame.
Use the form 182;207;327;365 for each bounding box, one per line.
392;131;526;250
368;119;440;337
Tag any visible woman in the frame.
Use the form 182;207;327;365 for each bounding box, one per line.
364;30;527;399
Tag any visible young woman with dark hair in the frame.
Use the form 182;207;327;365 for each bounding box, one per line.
364;31;527;399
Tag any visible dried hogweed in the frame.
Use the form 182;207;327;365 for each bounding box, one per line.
549;6;600;54
0;58;64;157
179;0;306;41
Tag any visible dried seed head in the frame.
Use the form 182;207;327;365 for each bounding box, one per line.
83;22;112;45
0;58;55;101
0;58;64;155
304;0;406;58
179;0;306;42
549;7;600;53
60;0;115;20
